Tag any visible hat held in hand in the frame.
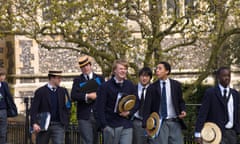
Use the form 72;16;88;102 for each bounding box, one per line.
118;95;136;113
201;122;222;144
146;112;160;137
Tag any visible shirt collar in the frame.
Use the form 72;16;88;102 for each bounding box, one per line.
84;72;93;79
160;78;169;84
138;83;149;89
218;84;230;94
114;77;124;84
47;83;57;91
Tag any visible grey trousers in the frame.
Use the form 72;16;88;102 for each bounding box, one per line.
78;113;98;144
0;110;7;144
133;119;147;144
221;129;237;144
36;123;65;144
103;126;132;144
149;120;183;144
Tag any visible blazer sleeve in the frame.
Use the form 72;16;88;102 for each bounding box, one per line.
233;89;240;134
96;84;108;129
195;89;211;132
30;89;42;126
2;82;15;104
71;78;87;102
177;82;186;112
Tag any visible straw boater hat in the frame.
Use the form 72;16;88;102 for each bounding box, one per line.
146;112;160;137
201;122;222;144
78;55;91;67
118;95;136;113
48;70;62;76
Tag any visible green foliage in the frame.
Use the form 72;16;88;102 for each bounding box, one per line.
70;102;78;124
182;84;212;136
1;0;240;99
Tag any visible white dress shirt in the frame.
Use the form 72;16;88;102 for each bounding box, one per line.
219;84;234;129
160;78;177;119
84;72;93;80
134;83;149;119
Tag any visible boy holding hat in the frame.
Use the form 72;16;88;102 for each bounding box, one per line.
133;67;152;144
71;55;104;144
96;59;138;144
30;70;71;144
195;67;240;144
143;61;187;144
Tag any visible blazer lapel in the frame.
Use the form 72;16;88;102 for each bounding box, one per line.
80;74;87;81
155;80;161;97
169;79;177;106
215;86;225;106
93;73;97;79
44;85;52;107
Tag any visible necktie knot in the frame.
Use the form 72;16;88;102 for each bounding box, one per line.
224;89;227;94
52;87;56;92
162;81;166;86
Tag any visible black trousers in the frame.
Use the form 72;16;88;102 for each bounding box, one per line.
221;129;237;144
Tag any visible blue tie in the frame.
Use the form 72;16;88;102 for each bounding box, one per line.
161;81;167;119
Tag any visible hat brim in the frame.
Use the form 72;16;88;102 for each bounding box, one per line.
201;122;222;144
146;112;160;137
48;70;62;76
118;95;136;113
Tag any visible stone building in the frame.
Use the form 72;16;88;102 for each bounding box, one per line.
0;35;101;113
0;0;240;114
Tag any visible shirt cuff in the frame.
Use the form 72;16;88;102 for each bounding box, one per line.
194;132;201;138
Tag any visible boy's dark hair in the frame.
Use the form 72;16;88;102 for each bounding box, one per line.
139;67;152;79
216;67;230;76
158;61;171;75
48;74;57;80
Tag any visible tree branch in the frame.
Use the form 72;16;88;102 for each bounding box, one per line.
163;37;197;52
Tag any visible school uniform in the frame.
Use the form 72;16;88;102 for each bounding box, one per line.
30;84;70;144
96;77;139;144
71;72;104;144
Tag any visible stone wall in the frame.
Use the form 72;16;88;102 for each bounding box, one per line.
0;35;240;114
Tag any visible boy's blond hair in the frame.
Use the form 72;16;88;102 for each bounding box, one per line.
112;59;129;72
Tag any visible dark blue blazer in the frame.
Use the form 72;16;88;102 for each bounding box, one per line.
30;85;70;127
142;79;186;129
195;86;240;134
71;73;104;120
96;77;139;129
1;82;15;110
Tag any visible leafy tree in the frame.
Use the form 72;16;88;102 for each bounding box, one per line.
183;0;240;98
1;0;240;99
